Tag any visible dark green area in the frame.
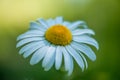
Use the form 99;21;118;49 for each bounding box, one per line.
0;0;120;80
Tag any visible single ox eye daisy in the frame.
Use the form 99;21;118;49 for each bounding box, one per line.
16;16;99;76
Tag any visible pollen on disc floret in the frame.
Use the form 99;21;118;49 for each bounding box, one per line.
45;24;72;46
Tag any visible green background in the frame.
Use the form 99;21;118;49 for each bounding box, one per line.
0;0;120;80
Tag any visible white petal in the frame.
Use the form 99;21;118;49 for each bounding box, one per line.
46;18;55;27
72;29;95;36
23;41;46;58
30;46;49;65
55;46;62;70
16;37;44;48
19;40;48;54
44;53;55;71
19;41;40;54
55;16;63;24
17;30;45;41
29;21;46;31
73;35;99;50
37;18;48;28
79;52;88;69
68;56;73;76
62;21;71;27
71;42;96;61
17;34;44;41
62;47;73;74
66;45;85;71
42;45;56;68
68;21;86;30
17;32;44;41
25;30;44;35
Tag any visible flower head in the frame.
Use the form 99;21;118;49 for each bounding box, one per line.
16;16;99;76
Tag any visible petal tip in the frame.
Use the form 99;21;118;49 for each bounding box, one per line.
30;61;35;65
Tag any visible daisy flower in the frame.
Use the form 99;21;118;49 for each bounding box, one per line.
16;16;99;76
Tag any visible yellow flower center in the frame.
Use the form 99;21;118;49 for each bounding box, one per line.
45;24;72;46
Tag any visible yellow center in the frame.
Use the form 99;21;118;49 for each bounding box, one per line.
45;24;72;46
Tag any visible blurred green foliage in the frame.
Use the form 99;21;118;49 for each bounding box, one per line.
0;0;120;80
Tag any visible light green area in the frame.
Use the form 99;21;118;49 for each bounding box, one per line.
0;0;120;80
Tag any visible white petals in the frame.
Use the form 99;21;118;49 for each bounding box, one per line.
68;21;87;30
23;41;45;58
17;30;44;40
17;31;44;41
30;46;49;65
29;21;46;31
55;16;63;24
73;35;99;50
42;45;56;68
16;37;44;48
46;18;55;27
44;54;55;71
62;21;71;27
62;47;73;75
79;52;88;69
71;42;96;61
55;46;62;70
19;42;39;54
72;29;95;36
66;45;85;71
68;55;73;76
37;18;48;28
17;34;44;41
